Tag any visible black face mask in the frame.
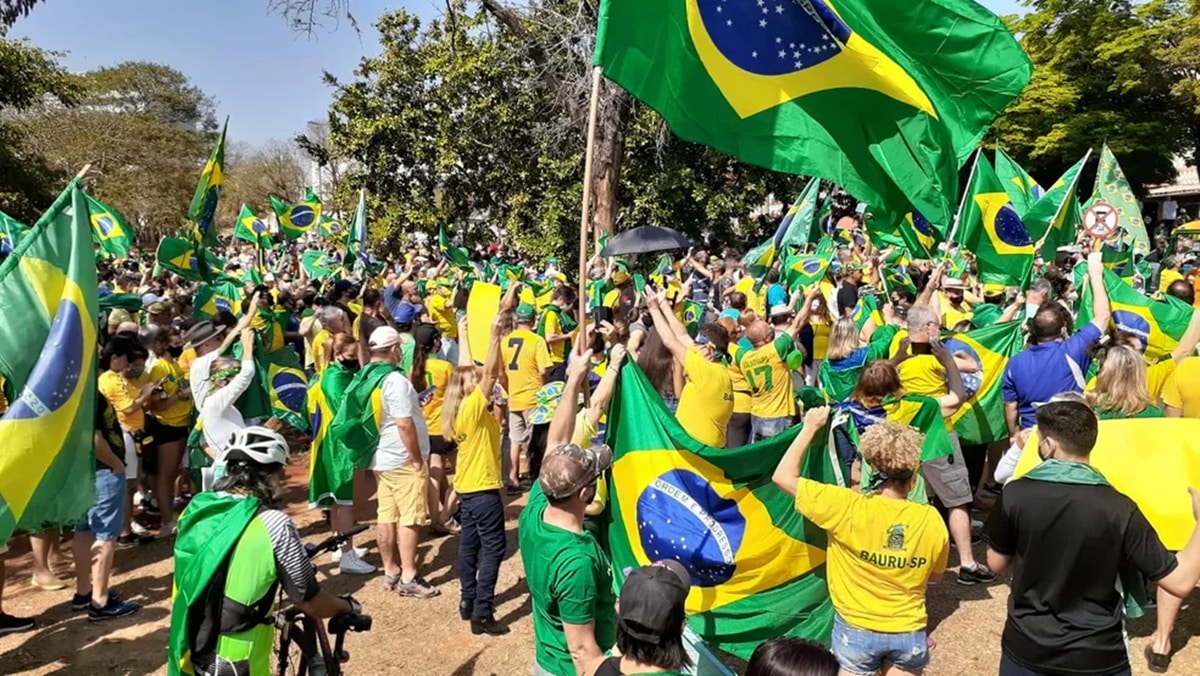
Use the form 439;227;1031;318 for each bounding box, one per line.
166;345;184;358
338;358;359;369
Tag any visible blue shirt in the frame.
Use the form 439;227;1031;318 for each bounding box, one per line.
382;285;403;319
1002;323;1102;429
766;283;787;309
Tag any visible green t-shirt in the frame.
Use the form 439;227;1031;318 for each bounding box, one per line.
399;336;415;376
519;484;617;676
1095;404;1165;421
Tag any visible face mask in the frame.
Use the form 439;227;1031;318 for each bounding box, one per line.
127;367;144;378
339;358;359;369
166;345;184;358
1024;302;1040;318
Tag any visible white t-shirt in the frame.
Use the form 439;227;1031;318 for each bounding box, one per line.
371;372;431;471
190;350;221;410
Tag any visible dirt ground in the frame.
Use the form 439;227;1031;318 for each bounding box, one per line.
2;453;1198;676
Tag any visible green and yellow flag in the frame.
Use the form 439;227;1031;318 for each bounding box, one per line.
1023;150;1090;255
193;281;242;321
85;194;134;259
783;236;835;292
439;225;472;271
957;153;1034;288
0;180;99;545
301;250;340;280
743;179;823;278
898;212;939;259
327;362;398;469
994;146;1043;216
594;0;1031;231
156;237;226;282
1093;144;1150;253
188;116;227;248
307;364;357;507
272;187;322;241
1074;262;1192;361
0;211;28;255
234;204;271;248
344;189;367;272
941;320;1025;445
606;363;837;659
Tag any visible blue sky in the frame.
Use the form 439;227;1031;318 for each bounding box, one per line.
10;0;1025;147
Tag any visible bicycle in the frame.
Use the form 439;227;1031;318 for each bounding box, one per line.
273;524;373;676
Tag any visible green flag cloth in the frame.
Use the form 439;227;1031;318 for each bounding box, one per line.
188;116;227;249
1101;243;1136;281
272;188;322;241
861;208;906;250
344;189;368;272
594;0;1031;232
0;180;99;544
234;205;271;247
882;266;917;296
156;237;226;282
0;210;27;255
897;212;939;259
193;281;243;321
308;363;357;507
301;250;340;280
942;320;1025;444
1094;144;1151;253
681;299;704;336
994;146;1043;216
818;325;899;403
318;214;342;240
229;336;310;432
168;491;260;676
328;362;401;469
783;237;834;292
605;362;839;659
743;179;822;278
850;293;883;331
1074;262;1192;361
1024;151;1090;255
836;394;956;504
439;225;472;270
99;293;144;314
957;153;1034;288
85;194;135;259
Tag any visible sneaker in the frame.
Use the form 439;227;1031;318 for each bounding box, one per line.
470;615;510;636
330;547;369;563
957;563;996;586
337;551;377;576
130;520;150;536
71;590;122;612
88;597;141;622
116;534;154;549
0;613;35;636
396;576;440;599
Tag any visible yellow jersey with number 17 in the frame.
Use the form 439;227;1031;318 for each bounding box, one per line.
734;334;796;419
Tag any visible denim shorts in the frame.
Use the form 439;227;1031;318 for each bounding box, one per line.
77;469;126;541
831;612;929;676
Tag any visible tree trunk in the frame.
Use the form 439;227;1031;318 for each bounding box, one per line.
591;85;632;242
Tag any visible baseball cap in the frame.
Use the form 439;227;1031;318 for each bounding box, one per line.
618;560;691;643
515;303;537;322
393;302;422;325
769;304;794;319
369;326;402;350
147;301;170;315
539;442;613;500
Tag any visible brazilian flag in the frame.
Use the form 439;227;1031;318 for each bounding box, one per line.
188;116;227;249
1094;144;1151;253
860;208;906;250
594;0;1030;232
1023;150;1090;255
882;266;916;296
834;394;954;504
234;204;271;248
994;146;1043;216
0;211;28;256
272;187;322;241
327;362;398;469
898;212;938;259
850;293;883;332
156;237;226;282
0;180;99;545
783;237;834;292
1074;262;1192;362
301;250;339;280
193;281;243;321
85;194;134;259
308;364;356;508
958;153;1034;288
439;225;472;271
743;178;823;279
606;363;838;659
681;299;704;336
941;320;1025;445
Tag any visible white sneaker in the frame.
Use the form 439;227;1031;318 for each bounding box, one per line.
331;547;369;563
130;520;150;536
338;551;376;575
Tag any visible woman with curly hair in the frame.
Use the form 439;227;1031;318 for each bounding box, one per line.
773;410;948;676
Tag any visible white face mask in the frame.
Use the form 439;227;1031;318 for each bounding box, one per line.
1024;302;1040;318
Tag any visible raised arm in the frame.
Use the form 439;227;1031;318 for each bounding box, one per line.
771;407;830;496
479;318;504;398
1171;307;1200;363
586;345;627;427
548;347;593;449
1086;250;1111;332
933;338;968;416
645;286;692;367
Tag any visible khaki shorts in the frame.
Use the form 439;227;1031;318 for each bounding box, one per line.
923;432;973;509
508;409;533;447
375;464;429;526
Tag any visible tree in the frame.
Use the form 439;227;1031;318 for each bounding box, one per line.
219;139;308;225
18;61;218;240
0;37;77;221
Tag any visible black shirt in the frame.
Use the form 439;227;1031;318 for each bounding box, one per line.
836;281;860;317
95;389;125;471
984;478;1177;674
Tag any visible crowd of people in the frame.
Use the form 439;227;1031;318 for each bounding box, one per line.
4;208;1200;676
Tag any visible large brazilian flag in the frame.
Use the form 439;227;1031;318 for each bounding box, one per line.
943;320;1025;445
0;180;99;543
605;363;839;659
594;0;1031;232
957;153;1035;288
1074;262;1192;362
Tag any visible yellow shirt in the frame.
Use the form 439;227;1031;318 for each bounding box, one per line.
148;358;193;427
938;293;974;330
811;317;831;361
675;348;734;447
452;386;502;493
501;328;552;412
428;294;458;339
735;334;796;419
794;479;948;633
897;355;946;399
727;344;752;415
540;309;569;365
420;357;455;436
1163;356;1200;417
178;346;197;376
98;369;150;432
1085;357;1177;404
313;329;331;376
1160;268;1185;295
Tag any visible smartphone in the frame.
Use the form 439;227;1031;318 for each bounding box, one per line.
909;342;933;355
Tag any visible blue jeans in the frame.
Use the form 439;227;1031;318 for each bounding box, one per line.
831;612;929;676
76;469;126;541
459;490;507;618
998;654;1129;676
750;415;792;443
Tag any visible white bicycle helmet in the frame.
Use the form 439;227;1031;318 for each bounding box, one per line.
224;426;289;469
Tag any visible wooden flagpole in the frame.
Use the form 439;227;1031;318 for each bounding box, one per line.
577;66;604;402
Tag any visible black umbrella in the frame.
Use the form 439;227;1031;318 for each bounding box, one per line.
599;226;693;257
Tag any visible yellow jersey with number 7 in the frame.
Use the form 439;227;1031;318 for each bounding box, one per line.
500;328;552;412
